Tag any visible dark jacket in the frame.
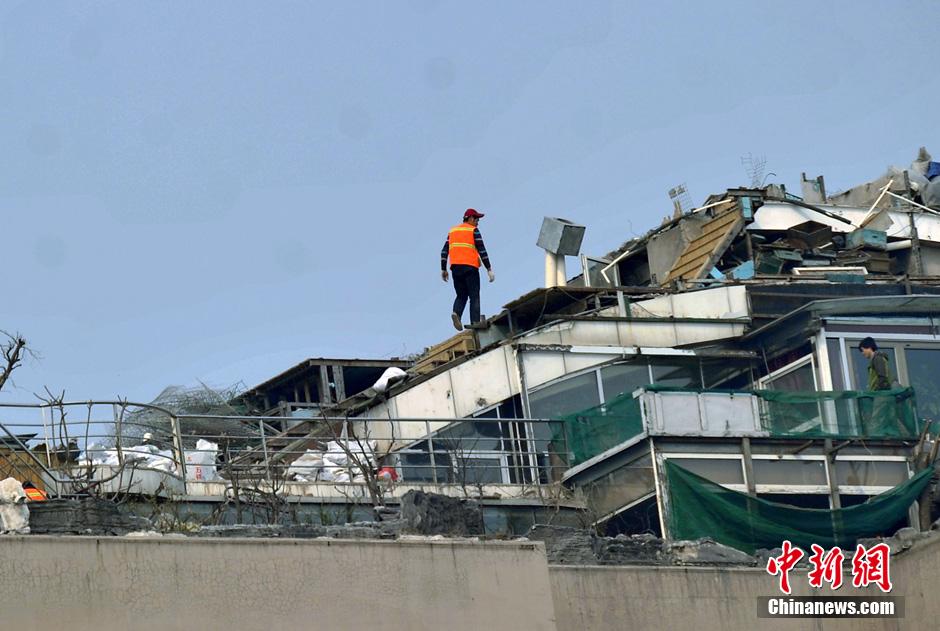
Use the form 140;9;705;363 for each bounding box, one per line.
867;352;893;391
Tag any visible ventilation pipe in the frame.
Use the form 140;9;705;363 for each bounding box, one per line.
537;217;585;288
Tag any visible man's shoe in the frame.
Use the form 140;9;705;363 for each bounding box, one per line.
451;313;463;331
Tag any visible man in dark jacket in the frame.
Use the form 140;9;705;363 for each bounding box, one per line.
858;337;900;435
858;337;893;391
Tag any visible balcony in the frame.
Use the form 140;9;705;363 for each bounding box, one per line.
637;386;921;440
558;387;922;476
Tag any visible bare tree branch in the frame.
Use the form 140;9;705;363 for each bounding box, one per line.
0;332;26;394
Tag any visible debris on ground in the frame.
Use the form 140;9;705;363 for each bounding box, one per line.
400;490;484;536
525;524;759;566
28;498;151;536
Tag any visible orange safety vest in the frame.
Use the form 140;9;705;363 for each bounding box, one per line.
448;223;480;268
24;487;48;501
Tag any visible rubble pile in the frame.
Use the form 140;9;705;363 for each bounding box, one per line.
28;498;152;536
399;490;484;536
525;525;757;566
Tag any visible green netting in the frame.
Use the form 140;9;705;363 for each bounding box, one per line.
551;386;921;470
643;385;921;439
666;460;932;554
553;392;645;466
757;387;919;439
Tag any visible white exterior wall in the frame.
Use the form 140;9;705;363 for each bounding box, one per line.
521;319;745;349
629;285;748;319
356;286;750;444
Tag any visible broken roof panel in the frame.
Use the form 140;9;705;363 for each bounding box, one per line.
665;207;745;283
749;201;940;243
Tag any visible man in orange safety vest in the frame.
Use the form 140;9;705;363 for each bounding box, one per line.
441;209;495;330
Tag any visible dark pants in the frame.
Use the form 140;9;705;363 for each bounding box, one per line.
451;264;481;323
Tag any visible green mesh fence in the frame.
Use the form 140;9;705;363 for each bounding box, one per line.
552;387;921;469
641;386;921;440
553;392;645;467
756;387;919;439
666;460;932;554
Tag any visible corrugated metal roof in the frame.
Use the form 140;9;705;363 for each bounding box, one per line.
665;208;744;282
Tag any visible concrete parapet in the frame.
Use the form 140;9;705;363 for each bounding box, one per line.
0;536;555;631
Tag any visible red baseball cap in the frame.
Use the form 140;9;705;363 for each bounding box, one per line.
464;208;485;219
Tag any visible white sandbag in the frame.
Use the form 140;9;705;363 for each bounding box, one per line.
287;449;324;482
112;443;176;473
147;449;178;473
123;443;160;464
329;470;351;483
0;477;30;534
78;442;117;467
324;441;348;467
184;439;219;481
322;440;375;483
372;367;407;394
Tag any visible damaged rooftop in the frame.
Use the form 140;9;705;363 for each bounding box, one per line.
4;146;940;561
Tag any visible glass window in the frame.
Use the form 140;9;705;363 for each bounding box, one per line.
600;361;651;401
496;396;522;420
667;457;744;485
700;359;753;390
763;361;815;392
435;420;504;451
584;256;617;288
529;372;601;419
826;338;845;390
452;456;505;485
835;461;908;487
904;348;940;421
399;441;451;482
752;459;827;485
757;493;831;509
848;344;896;390
650;359;702;389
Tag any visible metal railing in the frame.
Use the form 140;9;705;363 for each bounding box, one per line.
0;400;569;498
637;386;923;440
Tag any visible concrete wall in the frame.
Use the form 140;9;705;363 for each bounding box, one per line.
550;537;940;631
6;533;940;630
0;536;556;631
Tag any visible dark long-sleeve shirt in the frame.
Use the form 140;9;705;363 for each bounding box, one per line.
868;352;893;391
441;227;491;271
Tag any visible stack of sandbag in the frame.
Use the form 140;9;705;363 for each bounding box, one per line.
183;439;219;481
287;449;324;482
321;440;375;483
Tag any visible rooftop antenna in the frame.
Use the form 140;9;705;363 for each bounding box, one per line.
741;153;767;189
667;183;693;218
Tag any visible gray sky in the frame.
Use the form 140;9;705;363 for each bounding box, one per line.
1;1;937;403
